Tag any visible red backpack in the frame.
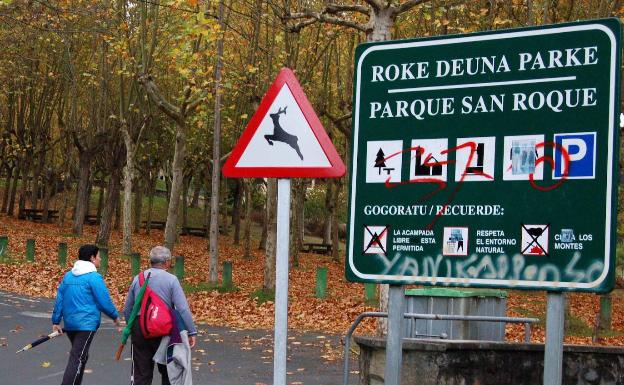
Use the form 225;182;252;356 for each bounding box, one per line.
138;272;173;338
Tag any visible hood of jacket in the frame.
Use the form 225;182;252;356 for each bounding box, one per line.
71;260;97;276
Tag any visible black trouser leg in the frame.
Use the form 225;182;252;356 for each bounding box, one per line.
131;322;168;385
61;331;95;385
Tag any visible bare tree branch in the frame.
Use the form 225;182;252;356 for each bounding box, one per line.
395;0;428;14
138;74;184;125
286;9;367;33
362;0;384;12
325;3;370;15
185;89;209;113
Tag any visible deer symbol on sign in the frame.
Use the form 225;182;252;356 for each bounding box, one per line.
264;106;304;160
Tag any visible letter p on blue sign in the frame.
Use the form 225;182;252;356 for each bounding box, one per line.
554;132;596;179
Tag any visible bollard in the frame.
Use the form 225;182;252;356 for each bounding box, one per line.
316;267;328;299
223;261;233;288
26;239;35;262
131;253;140;276
99;248;109;276
364;283;377;303
175;256;184;281
58;243;67;267
0;235;8;259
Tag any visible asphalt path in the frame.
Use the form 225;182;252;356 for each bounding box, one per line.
0;291;356;385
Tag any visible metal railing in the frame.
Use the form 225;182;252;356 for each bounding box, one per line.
343;311;540;385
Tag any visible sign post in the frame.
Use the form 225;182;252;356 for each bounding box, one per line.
223;68;345;385
347;19;620;384
274;178;291;384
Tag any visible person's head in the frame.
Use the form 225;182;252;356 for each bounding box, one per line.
78;244;100;268
149;246;172;268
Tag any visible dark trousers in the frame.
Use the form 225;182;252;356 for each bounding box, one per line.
131;321;170;385
61;331;96;385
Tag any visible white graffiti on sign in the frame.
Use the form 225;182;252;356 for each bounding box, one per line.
374;251;604;285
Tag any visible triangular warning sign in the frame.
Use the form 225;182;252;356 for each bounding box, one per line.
222;68;345;178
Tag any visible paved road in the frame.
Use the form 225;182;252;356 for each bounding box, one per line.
0;291;356;385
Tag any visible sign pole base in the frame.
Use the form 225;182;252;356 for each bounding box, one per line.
384;284;405;385
544;292;565;385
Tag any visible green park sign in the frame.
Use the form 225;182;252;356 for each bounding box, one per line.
345;19;621;292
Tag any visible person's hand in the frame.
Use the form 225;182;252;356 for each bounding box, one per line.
113;318;123;332
52;324;63;335
188;335;196;349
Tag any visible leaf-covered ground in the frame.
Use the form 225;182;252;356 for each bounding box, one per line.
1;215;623;346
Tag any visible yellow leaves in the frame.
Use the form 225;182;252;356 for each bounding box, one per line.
41;362;51;368
188;0;198;6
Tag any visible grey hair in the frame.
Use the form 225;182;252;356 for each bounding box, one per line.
149;246;172;265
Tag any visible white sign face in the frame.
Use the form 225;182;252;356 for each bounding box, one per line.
503;134;545;181
366;140;403;183
235;84;332;168
454;137;496;182
409;138;448;182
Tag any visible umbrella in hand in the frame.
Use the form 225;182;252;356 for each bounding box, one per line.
115;272;150;360
16;329;64;354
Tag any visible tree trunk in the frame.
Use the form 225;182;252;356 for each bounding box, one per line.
42;168;53;222
323;180;333;244
331;178;341;262
145;176;156;234
72;153;92;235
114;194;122;230
96;185;104;218
190;176;201;208
164;129;187;252
208;0;225;284
368;8;394;42
122;141;135;255
1;166;14;213
220;179;229;236
263;178;277;290
182;176;190;229
259;181;268;250
134;178;143;233
232;179;242;244
243;179;252;259
290;179;305;267
7;165;20;216
17;161;30;215
96;168;122;246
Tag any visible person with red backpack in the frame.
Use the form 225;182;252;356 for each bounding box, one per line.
123;246;197;385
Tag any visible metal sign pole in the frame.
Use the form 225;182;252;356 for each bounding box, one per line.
274;178;291;385
384;284;405;385
544;292;565;385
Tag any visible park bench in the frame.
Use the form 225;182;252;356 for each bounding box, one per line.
301;242;332;255
18;208;59;222
141;220;166;230
181;226;208;237
84;214;101;225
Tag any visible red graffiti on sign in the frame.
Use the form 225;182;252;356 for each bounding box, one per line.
376;140;571;229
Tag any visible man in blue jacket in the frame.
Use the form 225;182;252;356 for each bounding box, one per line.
52;244;120;385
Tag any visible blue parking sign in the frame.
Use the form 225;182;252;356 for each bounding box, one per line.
554;132;596;179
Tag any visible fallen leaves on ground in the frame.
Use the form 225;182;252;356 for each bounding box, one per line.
1;215;624;347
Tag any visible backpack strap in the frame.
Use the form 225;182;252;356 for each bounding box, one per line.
138;271;151;287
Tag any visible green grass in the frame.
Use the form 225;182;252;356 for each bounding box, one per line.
250;288;275;304
565;315;593;336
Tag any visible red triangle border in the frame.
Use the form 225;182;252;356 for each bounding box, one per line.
222;68;346;178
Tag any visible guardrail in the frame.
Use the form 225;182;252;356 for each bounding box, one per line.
343;311;540;385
